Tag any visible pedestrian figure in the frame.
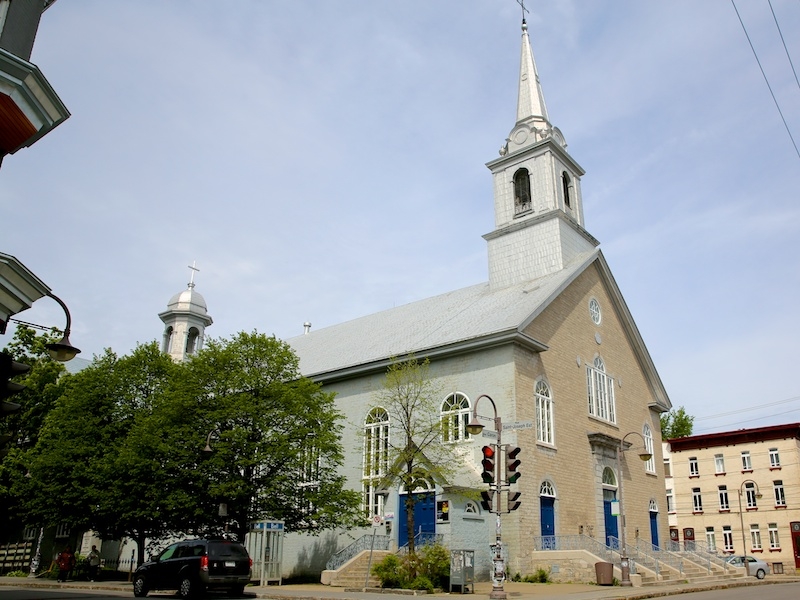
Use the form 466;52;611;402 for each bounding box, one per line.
87;545;101;581
56;545;76;582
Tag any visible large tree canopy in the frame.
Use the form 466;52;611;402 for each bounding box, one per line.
13;331;361;564
660;406;695;439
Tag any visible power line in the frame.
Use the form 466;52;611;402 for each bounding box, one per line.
768;0;800;93
695;394;800;421
731;0;800;160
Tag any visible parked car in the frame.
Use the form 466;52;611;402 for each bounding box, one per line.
132;538;251;598
725;555;768;579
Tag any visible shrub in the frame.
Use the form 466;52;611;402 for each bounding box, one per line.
408;575;434;592
371;543;450;590
6;570;28;577
417;544;450;589
371;554;405;589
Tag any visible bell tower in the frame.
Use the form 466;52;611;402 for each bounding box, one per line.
158;263;213;362
484;19;598;290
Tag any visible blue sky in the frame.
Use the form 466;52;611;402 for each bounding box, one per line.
3;1;799;434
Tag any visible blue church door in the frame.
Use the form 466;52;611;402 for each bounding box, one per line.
649;510;660;548
603;490;618;547
540;496;555;549
398;492;435;548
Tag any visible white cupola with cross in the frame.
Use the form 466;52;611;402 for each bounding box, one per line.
484;18;598;290
158;263;213;362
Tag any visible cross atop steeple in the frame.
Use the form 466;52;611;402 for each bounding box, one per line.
516;0;529;22
188;261;199;289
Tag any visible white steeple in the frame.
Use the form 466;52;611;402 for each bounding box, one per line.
484;19;598;290
158;263;213;362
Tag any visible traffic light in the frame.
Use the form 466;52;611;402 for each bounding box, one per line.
508;491;522;512
506;446;521;484
480;490;493;512
1;353;29;417
481;445;496;484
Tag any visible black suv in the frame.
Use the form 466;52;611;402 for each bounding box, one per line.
132;538;251;598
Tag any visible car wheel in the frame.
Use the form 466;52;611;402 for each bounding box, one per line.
756;568;766;579
132;574;149;597
179;576;198;599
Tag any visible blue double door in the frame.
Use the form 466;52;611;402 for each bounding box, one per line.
398;492;435;548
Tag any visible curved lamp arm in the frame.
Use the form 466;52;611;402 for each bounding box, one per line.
44;292;81;362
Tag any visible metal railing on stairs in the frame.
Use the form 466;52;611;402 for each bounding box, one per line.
663;539;731;575
325;534;391;571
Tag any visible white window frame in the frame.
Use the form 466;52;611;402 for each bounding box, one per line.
750;524;762;550
745;482;758;509
718;486;729;511
774;480;786;507
535;379;555;445
666;488;675;513
741;451;752;471
714;454;725;474
705;527;716;552
586;356;616;423
689;457;699;477
643;423;655;473
441;392;471;443
55;523;70;539
769;448;780;468
362;407;389;517
768;523;780;549
692;488;703;513
723;526;734;552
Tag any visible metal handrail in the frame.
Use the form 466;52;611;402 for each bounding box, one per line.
632;539;684;577
325;534;391;571
664;539;729;574
396;531;443;555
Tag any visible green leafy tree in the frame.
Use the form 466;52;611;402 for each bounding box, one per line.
180;331;362;541
372;356;460;561
660;406;695;439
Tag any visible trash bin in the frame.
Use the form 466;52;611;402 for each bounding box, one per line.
595;561;614;585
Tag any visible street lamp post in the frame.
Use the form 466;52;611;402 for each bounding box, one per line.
615;432;653;587
465;394;506;600
736;479;762;576
43;292;81;362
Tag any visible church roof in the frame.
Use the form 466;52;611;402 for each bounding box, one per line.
288;249;598;380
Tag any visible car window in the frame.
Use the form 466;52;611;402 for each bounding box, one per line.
159;543;181;561
208;542;248;559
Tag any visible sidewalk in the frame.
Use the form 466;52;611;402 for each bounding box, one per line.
1;575;799;600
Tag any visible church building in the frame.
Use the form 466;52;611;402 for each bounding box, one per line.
279;18;672;582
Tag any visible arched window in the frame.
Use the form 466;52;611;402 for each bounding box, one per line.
464;501;478;514
163;326;174;354
363;408;389;517
649;499;659;512
643;423;655;473
441;393;471;443
513;168;532;214
186;327;200;355
586;356;616;423
562;171;572;209
602;466;617;488
535;380;554;445
540;481;556;497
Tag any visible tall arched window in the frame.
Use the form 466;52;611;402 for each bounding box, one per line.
186;327;200;355
643;423;655;473
513;168;532;214
441;393;471;443
586;356;616;423
562;171;572;209
363;408;389;517
535;379;554;445
163;326;174;354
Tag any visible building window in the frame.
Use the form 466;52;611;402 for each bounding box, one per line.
588;298;601;325
362;407;389;517
562;171;572;209
769;448;780;468
464;501;478;514
718;486;730;511
666;488;675;513
723;526;734;552
744;482;759;509
768;523;780;549
186;327;200;355
513;168;532;214
663;457;672;478
163;326;174;354
586;356;615;423
441;393;471;443
774;480;786;507
741;451;752;471
750;524;762;550
692;488;703;513
715;454;725;474
706;527;716;552
643;424;655;473
23;526;37;541
55;523;70;538
535;379;554;445
689;457;699;477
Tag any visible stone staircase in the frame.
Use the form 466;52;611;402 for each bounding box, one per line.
638;556;747;587
323;550;389;588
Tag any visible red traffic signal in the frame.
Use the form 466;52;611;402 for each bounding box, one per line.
508;491;522;512
481;445;496;484
506;446;521;484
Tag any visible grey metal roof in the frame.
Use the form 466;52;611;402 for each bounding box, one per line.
288;250;599;378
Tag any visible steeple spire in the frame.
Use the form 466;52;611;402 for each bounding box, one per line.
516;19;550;128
